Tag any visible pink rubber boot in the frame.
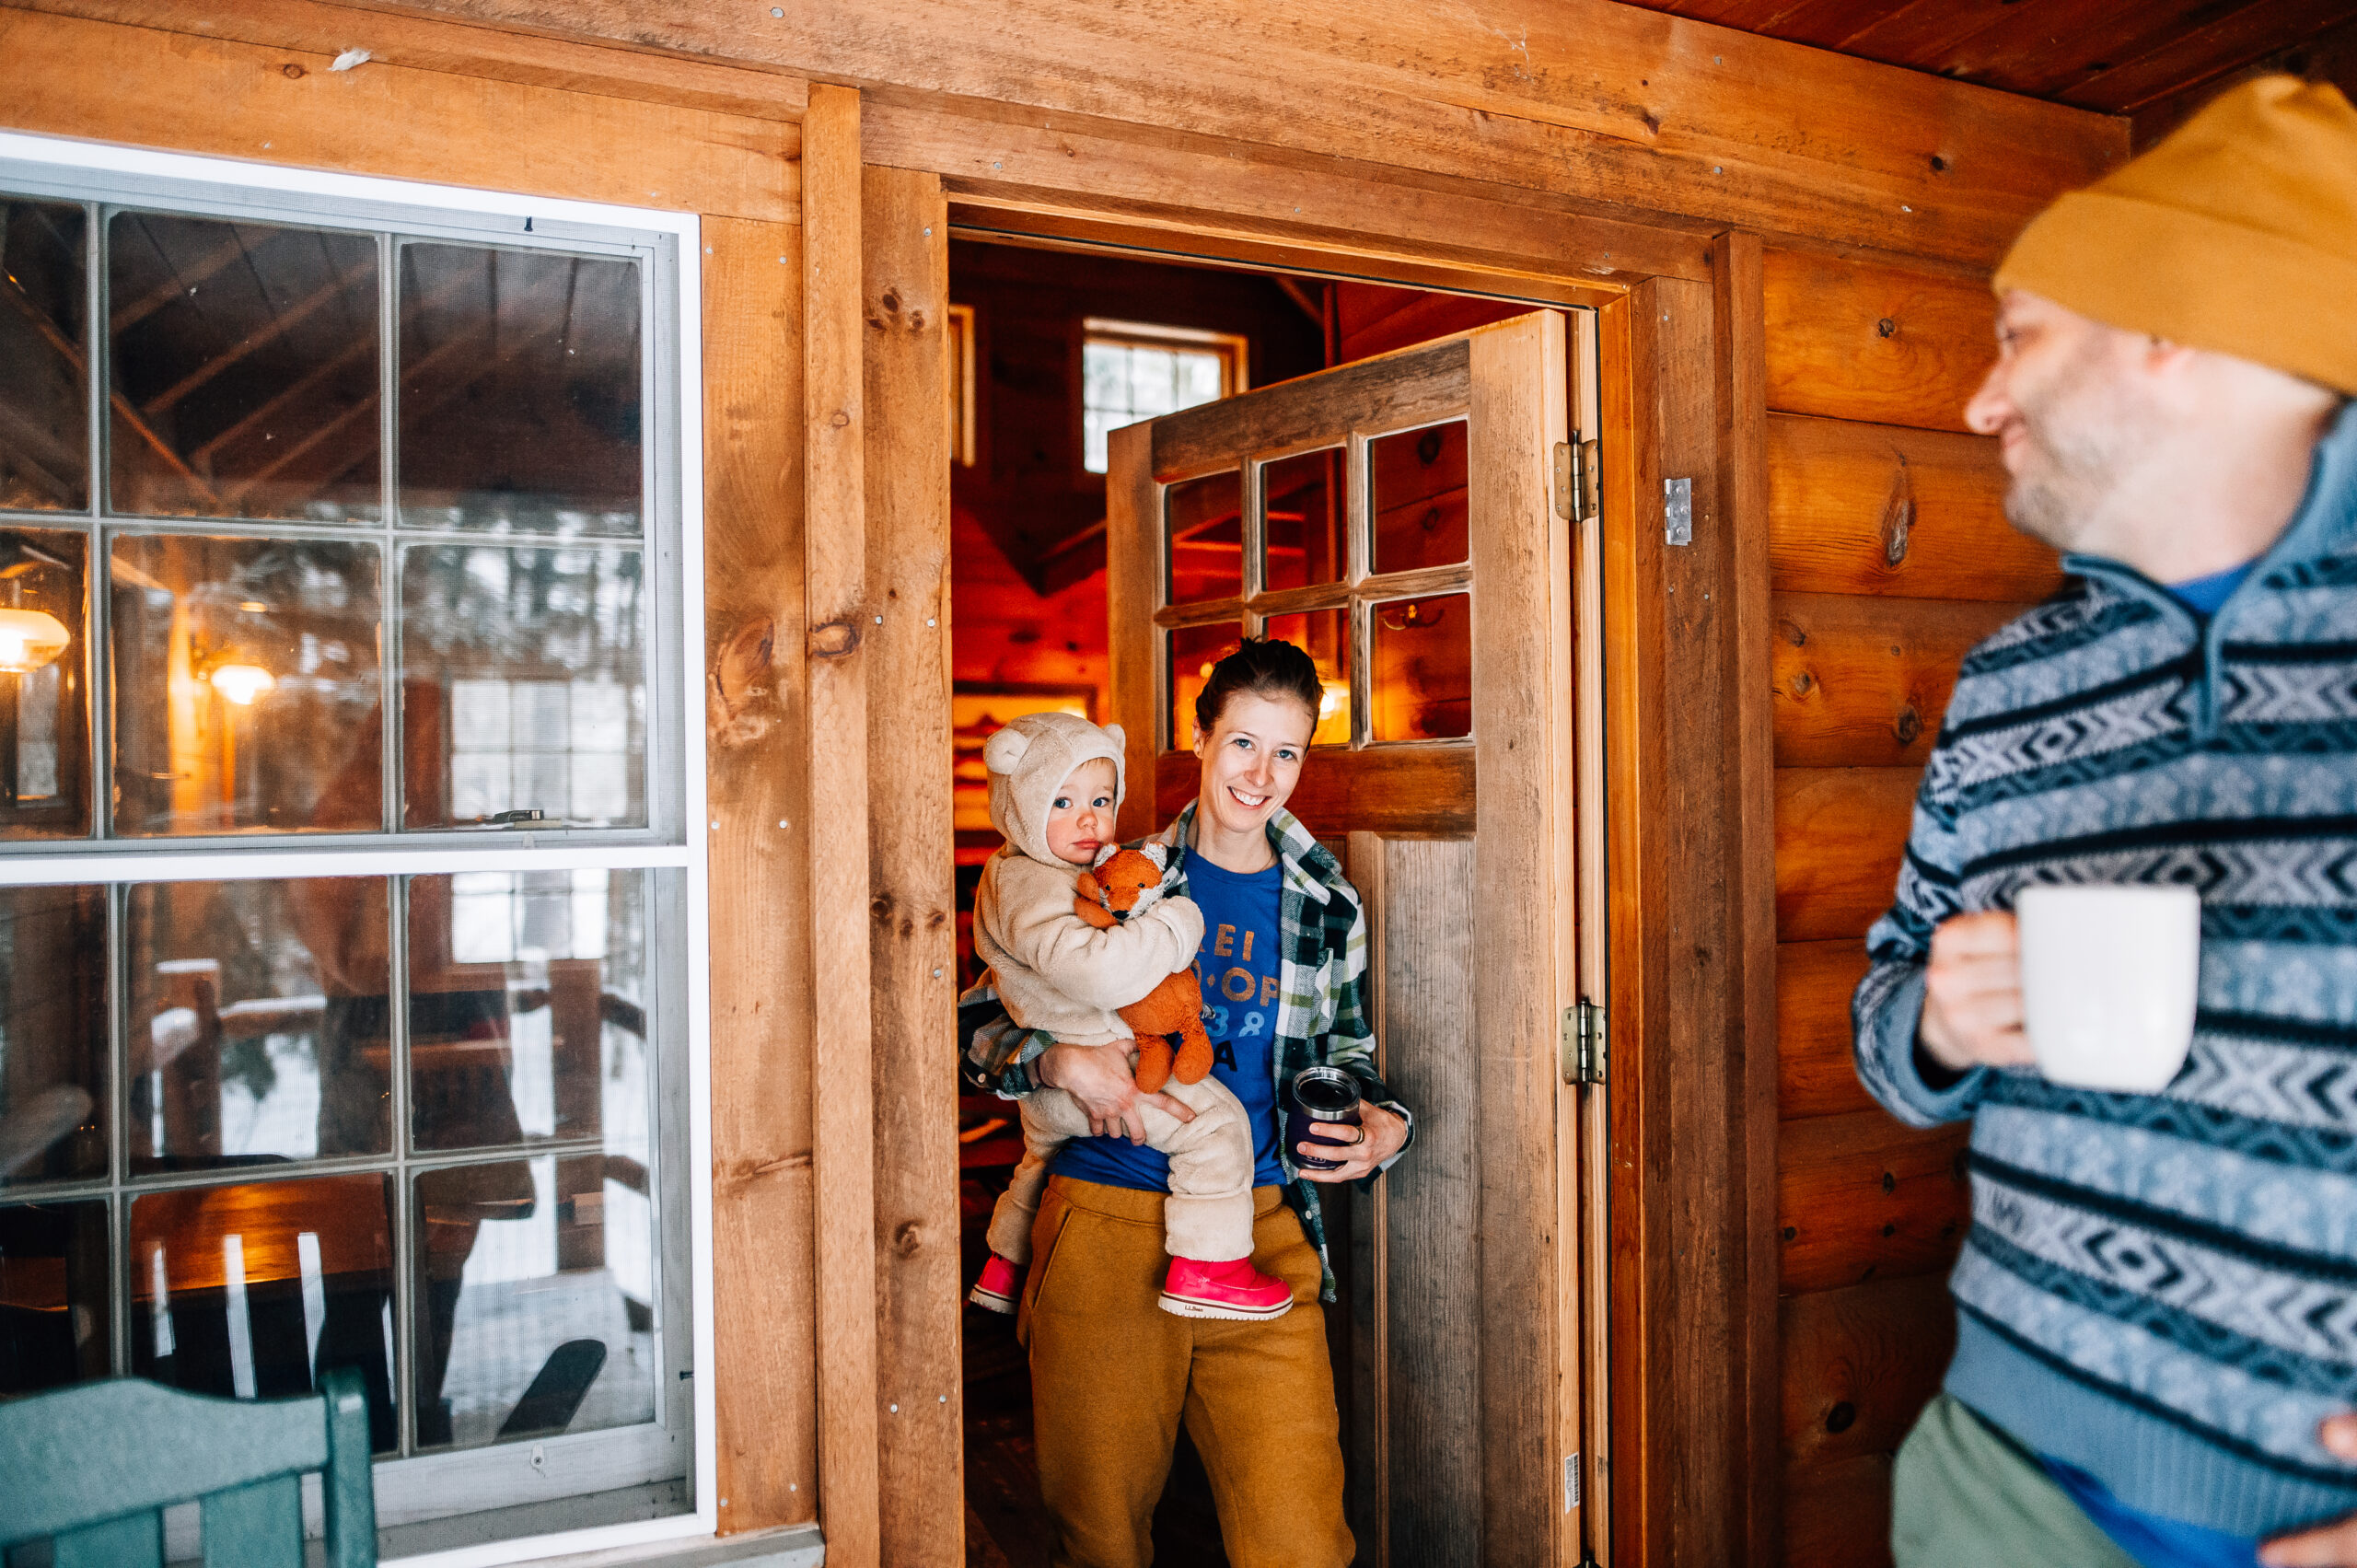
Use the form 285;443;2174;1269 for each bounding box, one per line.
969;1253;1022;1315
1158;1256;1294;1321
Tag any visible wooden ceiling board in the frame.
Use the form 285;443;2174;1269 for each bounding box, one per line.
1832;1;2033;65
2059;0;2357;110
2130;9;2357;141
1925;1;2249;99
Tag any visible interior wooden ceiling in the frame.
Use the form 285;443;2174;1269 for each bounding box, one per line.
1620;0;2357;144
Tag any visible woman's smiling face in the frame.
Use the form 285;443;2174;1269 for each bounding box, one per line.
1194;690;1317;840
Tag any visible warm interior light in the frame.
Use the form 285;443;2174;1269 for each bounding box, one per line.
1318;679;1346;719
0;609;69;675
208;663;276;706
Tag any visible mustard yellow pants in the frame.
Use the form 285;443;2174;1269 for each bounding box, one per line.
1019;1176;1353;1568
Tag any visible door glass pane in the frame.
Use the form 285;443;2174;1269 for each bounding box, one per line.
110;534;384;836
0;885;107;1190
1370;420;1469;576
131;1173;401;1453
1261;447;1342;593
412;1154;656;1452
126;878;392;1173
1370;592;1471;742
408;870;649;1155
399;546;645;829
0;526;91;838
1165;470;1242;606
1167;622;1242;751
109;212;381;523
0;1199;110;1394
398;244;642;536
0;197;89;512
1260;610;1351;746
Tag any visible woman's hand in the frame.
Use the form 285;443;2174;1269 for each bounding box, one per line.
1033;1042;1198;1144
1295;1099;1407;1183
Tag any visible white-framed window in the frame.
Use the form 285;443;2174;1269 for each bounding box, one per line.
1079;318;1246;474
0;132;712;1567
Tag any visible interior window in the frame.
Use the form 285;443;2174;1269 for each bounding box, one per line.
1080;319;1244;473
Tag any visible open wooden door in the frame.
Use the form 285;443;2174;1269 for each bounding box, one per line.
1106;310;1608;1568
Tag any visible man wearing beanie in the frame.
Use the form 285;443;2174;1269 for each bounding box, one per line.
1850;77;2357;1567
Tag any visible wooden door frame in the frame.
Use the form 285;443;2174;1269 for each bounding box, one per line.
921;180;1781;1564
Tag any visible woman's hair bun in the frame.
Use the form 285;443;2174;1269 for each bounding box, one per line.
1195;637;1323;738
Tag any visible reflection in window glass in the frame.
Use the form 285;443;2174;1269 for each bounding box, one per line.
0;197;88;512
125;878;391;1172
109;212;381;523
408;870;649;1155
1261;447;1343;593
400;546;645;829
1082;338;1226;474
110;534;383;835
413;1155;656;1452
1259;610;1351;746
1370;592;1471;743
130;1174;400;1452
399;244;642;535
1168;622;1242;751
0;885;107;1189
1166;470;1243;607
1370;420;1469;576
0;1200;110;1395
0;527;91;838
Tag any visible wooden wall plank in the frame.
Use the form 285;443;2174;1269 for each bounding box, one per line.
385;0;2127;267
1781;1451;1897;1568
1778;1112;1969;1295
20;0;809;118
802;83;881;1568
1777;940;1875;1122
0;7;802;223
1378;837;1481;1568
1774;768;1917;944
1771;592;2024;770
1781;1275;1955;1476
1762;251;1999;433
861;165;959;1568
1766;414;2062;602
702;212;819;1531
1717;229;1782;1568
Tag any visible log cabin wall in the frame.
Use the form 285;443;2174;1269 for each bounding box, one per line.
1760;249;2066;1567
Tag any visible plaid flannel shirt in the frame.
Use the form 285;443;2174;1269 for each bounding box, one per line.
957;801;1412;1301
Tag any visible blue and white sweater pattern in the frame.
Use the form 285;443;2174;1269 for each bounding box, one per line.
1852;403;2357;1536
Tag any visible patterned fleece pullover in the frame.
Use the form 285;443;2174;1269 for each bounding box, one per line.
1853;401;2357;1537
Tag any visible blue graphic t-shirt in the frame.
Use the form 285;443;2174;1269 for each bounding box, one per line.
1051;853;1286;1192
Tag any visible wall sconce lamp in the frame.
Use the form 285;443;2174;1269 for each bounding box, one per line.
207;662;277;706
0;609;70;676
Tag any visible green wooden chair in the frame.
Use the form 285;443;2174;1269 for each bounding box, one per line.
0;1369;376;1567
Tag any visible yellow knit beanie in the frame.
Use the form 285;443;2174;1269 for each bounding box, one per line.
1993;75;2357;396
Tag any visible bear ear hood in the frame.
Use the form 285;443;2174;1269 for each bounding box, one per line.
984;710;1129;867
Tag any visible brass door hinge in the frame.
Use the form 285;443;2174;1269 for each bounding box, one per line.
1560;999;1608;1086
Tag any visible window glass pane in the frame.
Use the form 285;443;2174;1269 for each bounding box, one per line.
110;534;384;835
1167;622;1242;751
109;212;381;523
0;526;91;838
1080;338;1225;475
399;545;645;829
131;1173;401;1453
1259;610;1351;746
1370;420;1469;576
0;885;107;1190
1165;470;1242;607
398;244;642;536
0;197;89;512
407;869;649;1156
1370;592;1471;743
1261;447;1342;593
412;1153;656;1453
125;877;392;1172
0;1198;110;1395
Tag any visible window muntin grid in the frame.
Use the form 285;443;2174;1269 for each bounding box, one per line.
0;149;698;1555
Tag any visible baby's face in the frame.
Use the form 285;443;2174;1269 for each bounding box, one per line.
1045;758;1117;866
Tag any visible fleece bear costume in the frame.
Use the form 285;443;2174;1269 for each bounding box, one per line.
972;711;1261;1269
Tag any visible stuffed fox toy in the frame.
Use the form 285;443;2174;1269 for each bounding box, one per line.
1074;843;1215;1093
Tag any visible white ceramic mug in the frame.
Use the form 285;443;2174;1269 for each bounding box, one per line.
2014;885;2202;1093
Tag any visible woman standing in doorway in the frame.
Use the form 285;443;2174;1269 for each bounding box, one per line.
961;638;1413;1568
